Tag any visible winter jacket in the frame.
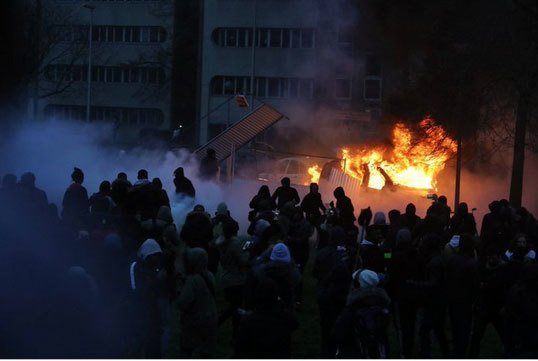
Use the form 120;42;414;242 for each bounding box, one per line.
332;286;391;358
271;186;300;210
301;192;326;226
217;236;250;288
313;244;352;303
180;211;213;251
177;248;217;355
174;176;195;198
253;261;302;309
61;183;89;230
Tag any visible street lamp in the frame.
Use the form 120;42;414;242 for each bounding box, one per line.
83;4;96;122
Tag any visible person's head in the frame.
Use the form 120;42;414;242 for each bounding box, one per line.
222;218;239;239
485;245;502;269
396;228;412;249
352;269;379;289
117;172;127;181
2;174;16;189
207;148;216;158
438;195;447;205
20;172;36;187
216;202;229;217
137;169;148;180
374;212;386;225
511;234;529;259
310;183;319;194
258;185;270;198
333;186;345;199
281;177;290;187
137;238;162;266
193;204;205;212
99;181;111;194
270;243;291;263
488;200;500;213
405;203;416;216
457;202;469;215
152;177;162;189
174;167;184;178
72;167;84;184
388;209;401;225
254;219;271;237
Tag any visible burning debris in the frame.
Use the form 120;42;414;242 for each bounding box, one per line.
311;118;457;190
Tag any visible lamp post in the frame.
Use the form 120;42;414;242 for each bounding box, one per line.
83;4;96;122
249;0;257;110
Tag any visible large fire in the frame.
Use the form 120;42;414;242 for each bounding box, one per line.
311;118;457;190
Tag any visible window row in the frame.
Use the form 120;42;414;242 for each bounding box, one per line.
44;65;166;84
212;27;315;48
211;76;314;99
55;0;164;2
50;25;167;43
44;104;164;125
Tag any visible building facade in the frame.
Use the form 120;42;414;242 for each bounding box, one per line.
198;0;383;148
38;0;174;145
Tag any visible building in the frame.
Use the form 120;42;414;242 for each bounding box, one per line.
37;0;175;145
198;0;383;151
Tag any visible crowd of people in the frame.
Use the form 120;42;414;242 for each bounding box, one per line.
0;163;537;358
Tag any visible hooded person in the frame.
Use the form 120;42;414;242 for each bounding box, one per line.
61;167;89;232
271;177;300;210
129;239;167;358
360;212;388;274
252;243;302;310
332;269;391;358
110;172;132;211
312;226;353;358
300;182;327;228
333;186;356;227
215;218;250;342
173;167;196;199
449;202;477;237
249;185;274;214
234;277;299;359
89;181;114;228
402;203;421;232
177;248;218;358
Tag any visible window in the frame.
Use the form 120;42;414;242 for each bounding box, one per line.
291;29;301;48
335;78;352;98
337;25;353;52
212;27;315;48
270;29;281;47
44;105;164;126
364;78;381;100
114;26;123;41
267;78;280;97
150;27;159;42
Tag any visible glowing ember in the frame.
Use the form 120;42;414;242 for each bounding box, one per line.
308;165;321;184
309;118;457;190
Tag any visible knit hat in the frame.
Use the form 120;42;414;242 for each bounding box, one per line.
449;235;460;248
270;243;291;263
137;238;162;260
353;269;379;288
374;212;386;225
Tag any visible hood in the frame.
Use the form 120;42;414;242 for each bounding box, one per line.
374;212;386;225
396;228;412;249
254;219;271;237
216;202;228;216
137;239;162;260
449;235;460;248
347;286;390;307
186;247;208;274
157;206;174;224
270;243;291;263
333;186;345;199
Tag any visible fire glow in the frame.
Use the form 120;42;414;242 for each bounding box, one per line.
311;118;457;190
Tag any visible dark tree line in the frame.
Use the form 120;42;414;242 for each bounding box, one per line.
356;0;538;207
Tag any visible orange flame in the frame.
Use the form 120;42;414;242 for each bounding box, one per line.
309;118;457;190
308;165;321;184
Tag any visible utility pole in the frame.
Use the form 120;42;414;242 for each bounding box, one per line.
83;4;96;122
249;0;257;110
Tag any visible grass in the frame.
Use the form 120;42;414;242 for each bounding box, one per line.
167;240;504;359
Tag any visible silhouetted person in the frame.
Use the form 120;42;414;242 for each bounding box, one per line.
199;148;219;182
89;181;113;228
173;167;195;198
111;172;131;211
17;172;49;222
131;169;156;221
271;177;300;210
152;177;170;210
180;205;213;253
300;182;326;228
249;185;273;213
450;202;477;236
402;203;421;232
62;167;89;231
333;186;355;227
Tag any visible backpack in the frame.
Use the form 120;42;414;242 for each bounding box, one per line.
352;304;390;358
